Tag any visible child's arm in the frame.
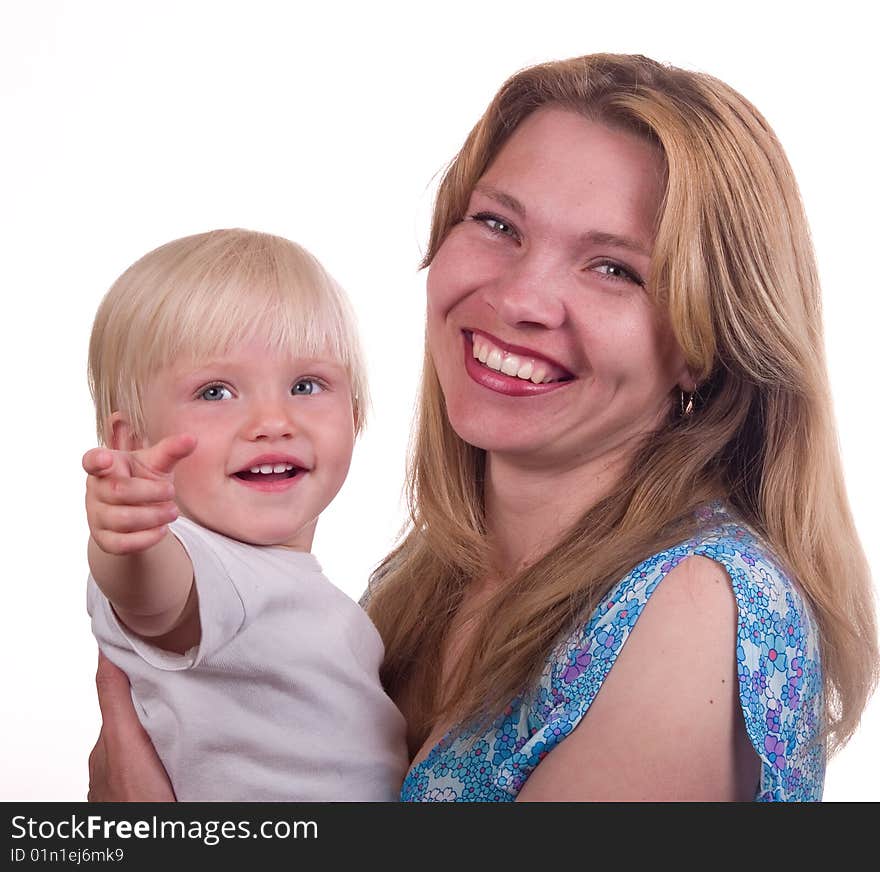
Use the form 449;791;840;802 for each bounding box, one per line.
83;434;200;654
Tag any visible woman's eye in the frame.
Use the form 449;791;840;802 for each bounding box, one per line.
592;261;644;286
291;378;324;396
469;212;518;239
198;384;233;401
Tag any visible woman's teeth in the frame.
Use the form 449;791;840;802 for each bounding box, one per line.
472;335;560;384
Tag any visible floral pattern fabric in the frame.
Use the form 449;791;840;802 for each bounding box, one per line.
401;502;824;802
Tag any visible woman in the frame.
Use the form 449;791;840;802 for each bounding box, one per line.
89;53;878;801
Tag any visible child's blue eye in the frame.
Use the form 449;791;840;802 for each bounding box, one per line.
291;379;323;396
198;384;233;401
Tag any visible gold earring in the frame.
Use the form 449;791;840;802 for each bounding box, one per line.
680;388;695;417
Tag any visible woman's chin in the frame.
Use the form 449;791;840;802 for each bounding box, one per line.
447;415;562;459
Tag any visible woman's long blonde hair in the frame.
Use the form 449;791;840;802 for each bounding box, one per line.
366;54;877;756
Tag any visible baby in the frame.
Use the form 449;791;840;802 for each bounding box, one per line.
83;228;408;801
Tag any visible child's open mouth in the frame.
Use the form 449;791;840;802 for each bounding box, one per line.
234;464;300;484
232;461;306;490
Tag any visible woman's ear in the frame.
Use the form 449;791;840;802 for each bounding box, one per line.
675;356;698;393
669;339;698;395
678;371;698;394
106;412;145;451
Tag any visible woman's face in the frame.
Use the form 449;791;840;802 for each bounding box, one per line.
426;107;691;471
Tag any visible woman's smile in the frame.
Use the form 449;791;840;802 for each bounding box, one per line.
463;330;575;397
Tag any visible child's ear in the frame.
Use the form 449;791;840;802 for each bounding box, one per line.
106;412;145;451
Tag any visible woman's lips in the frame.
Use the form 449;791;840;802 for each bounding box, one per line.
462;332;574;397
468;329;573;380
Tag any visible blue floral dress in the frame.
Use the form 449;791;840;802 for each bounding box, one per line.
401;502;824;802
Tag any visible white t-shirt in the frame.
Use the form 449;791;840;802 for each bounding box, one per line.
88;516;408;801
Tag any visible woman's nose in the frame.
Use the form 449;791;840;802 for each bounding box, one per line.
487;259;566;329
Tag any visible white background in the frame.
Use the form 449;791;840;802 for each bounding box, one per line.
1;0;876;800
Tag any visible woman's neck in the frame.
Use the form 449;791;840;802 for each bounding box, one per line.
483;444;633;576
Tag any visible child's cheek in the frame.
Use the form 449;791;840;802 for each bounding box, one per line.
172;454;210;502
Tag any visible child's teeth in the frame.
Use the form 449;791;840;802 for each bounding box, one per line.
248;464;294;474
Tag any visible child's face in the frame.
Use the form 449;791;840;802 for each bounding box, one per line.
134;338;356;550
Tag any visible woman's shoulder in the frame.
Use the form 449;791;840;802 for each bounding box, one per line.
402;502;825;801
541;501;825;800
676;503;823;680
550;501;822;701
573;501;818;647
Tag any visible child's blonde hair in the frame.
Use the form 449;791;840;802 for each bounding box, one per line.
88;228;369;442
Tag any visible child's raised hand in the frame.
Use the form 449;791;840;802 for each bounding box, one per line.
83;434;197;556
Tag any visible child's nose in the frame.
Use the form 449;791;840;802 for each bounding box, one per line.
245;402;297;441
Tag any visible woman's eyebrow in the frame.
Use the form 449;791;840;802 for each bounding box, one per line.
580;230;652;258
475;184;651;257
473;184;526;216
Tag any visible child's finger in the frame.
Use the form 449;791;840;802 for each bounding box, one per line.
91;526;171;556
82;447;124;478
138;434;198;477
93;476;176;507
94;503;179;535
